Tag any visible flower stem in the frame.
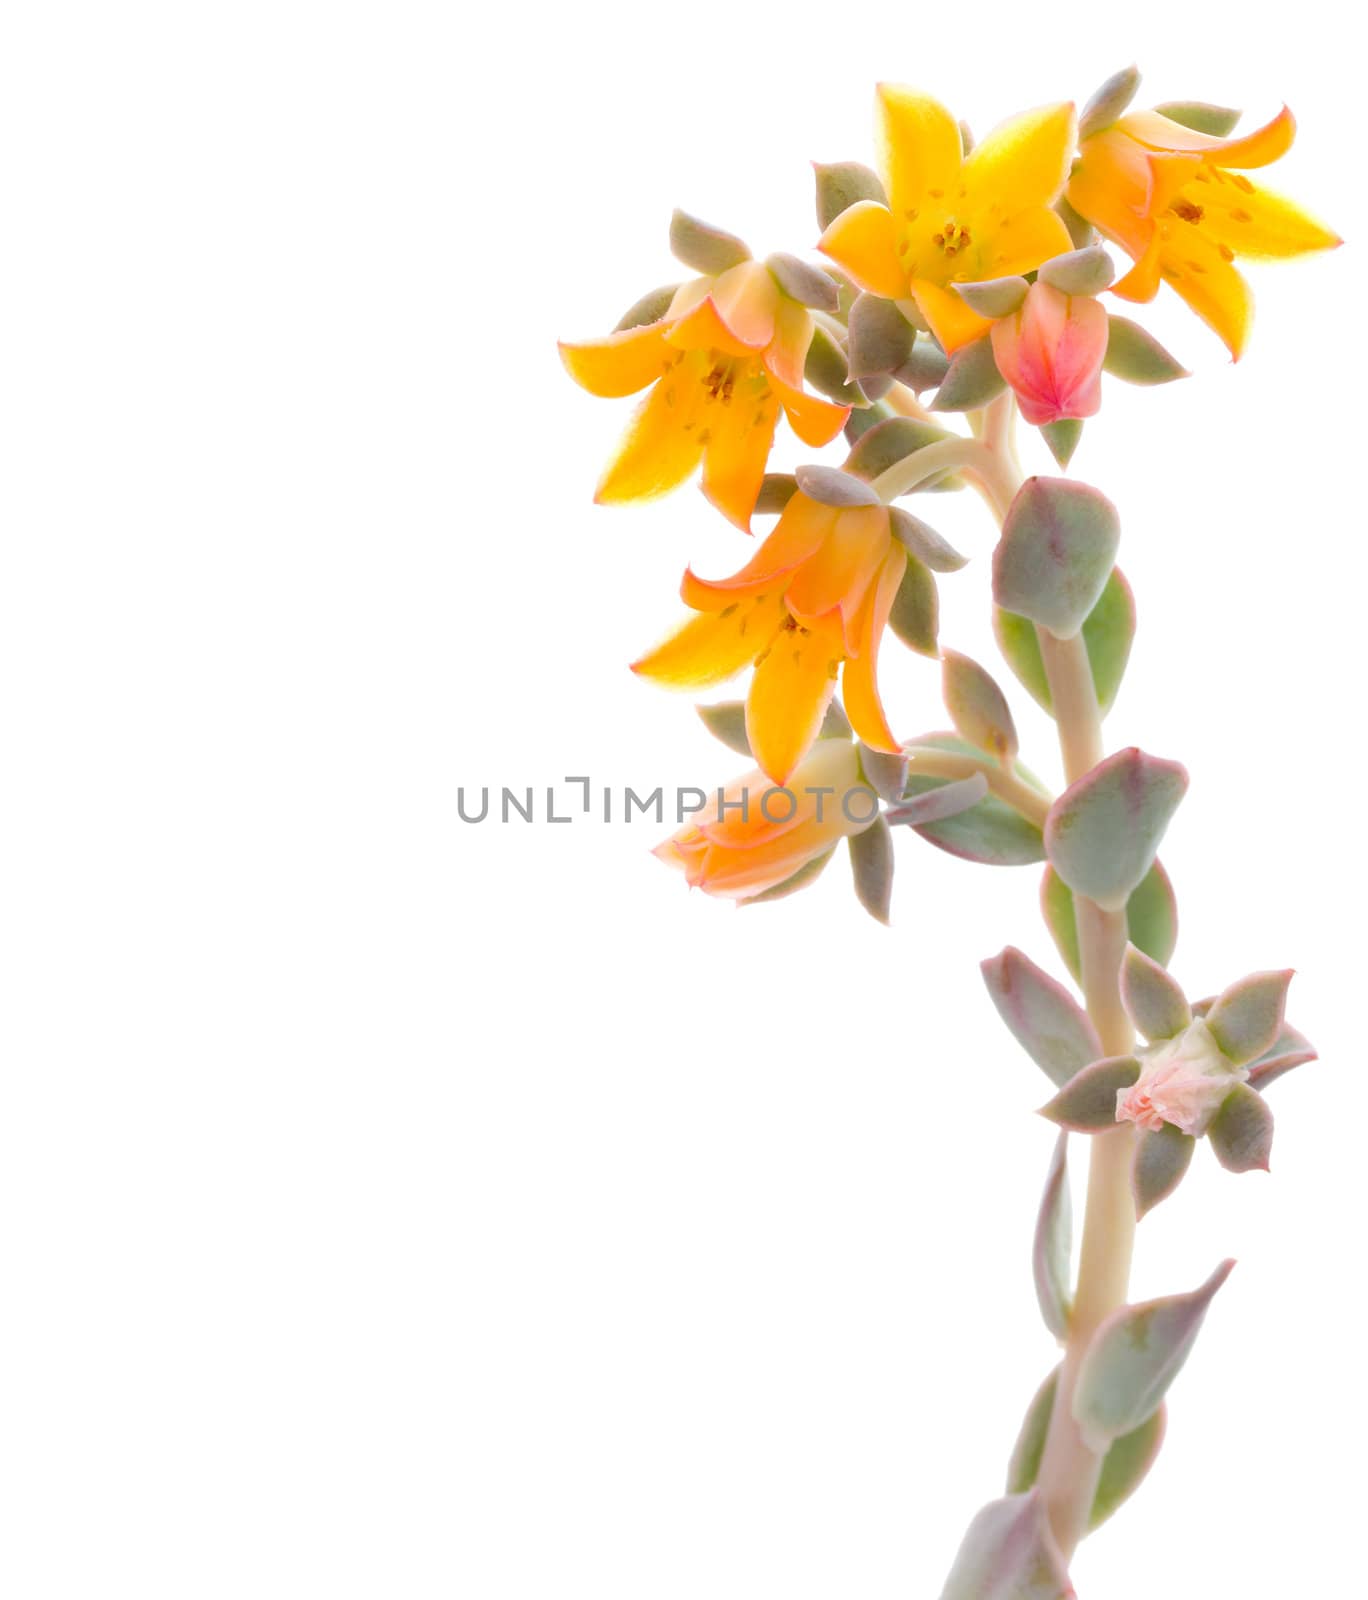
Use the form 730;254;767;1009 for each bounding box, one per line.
978;397;1138;1560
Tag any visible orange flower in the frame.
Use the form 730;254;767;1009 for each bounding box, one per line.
990;280;1107;425
633;479;910;785
1067;107;1340;359
559;260;849;530
818;86;1077;354
654;738;877;901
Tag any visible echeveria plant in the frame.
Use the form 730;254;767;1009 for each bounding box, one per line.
560;65;1337;1597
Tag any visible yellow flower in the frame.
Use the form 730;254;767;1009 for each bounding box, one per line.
1067;106;1340;359
818;86;1077;354
559;260;849;530
632;486;908;786
654;739;876;901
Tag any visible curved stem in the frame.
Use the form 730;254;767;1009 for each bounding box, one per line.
902;746;1053;829
976;397;1138;1560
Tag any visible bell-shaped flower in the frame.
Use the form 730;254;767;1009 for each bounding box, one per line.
653;739;877;901
560;260;848;530
818;86;1077;354
1067;106;1339;358
989;280;1107;425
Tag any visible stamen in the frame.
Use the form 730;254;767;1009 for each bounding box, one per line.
1171;198;1204;224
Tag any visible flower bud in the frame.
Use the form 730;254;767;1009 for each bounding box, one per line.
1115;1018;1245;1137
990;281;1107;426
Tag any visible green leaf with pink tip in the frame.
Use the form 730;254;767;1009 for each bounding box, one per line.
1073;1260;1235;1450
847;292;915;383
1204;970;1294;1068
894;337;952;394
857;742;908;803
1038;246;1115;296
981;946;1103;1088
804;325;867;407
1154;100;1241;137
993;477;1121;640
614;282;682;332
1190;1000;1315;1091
1120;944;1191;1042
937;1491;1073;1600
1045;748;1189;912
1041;860;1178;984
903;735;1047;866
668;208;749;274
994;568;1136;719
845;415;956;483
954;276;1029;317
1079;65;1142;139
930;334;1006;412
888;553;939;656
1039;419;1082;469
890;507;968;572
794;463;882;508
1006;1368;1060;1494
1208;1083;1274;1172
1103;316;1189;385
765;252;839;312
884;773;989;828
1033;1132;1073;1340
813;160;887;230
848;814;894;925
1088;1404;1166;1531
1040;1056;1141;1131
1132;1123;1196;1218
943;650;1018;765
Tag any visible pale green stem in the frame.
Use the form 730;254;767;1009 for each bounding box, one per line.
976;395;1138;1561
902;747;1052;829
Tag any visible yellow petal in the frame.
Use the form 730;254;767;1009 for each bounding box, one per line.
765;296;814;389
963;102;1076;212
1121;105;1296;170
701;393;779;531
594;376;704;505
972;205;1077;281
909;279;992;355
682;494;837;608
665;296;758;359
1192;178;1341;260
1158;232;1253;360
746;615;843;785
632;592;785;688
818;200;907;299
1112;238;1165;303
784;506;890;640
842;546;906;754
875;84;962;211
559;322;670;398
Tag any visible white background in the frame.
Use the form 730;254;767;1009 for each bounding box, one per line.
1;3;1363;1595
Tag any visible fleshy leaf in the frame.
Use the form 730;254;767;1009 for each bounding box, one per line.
1153;101;1241;137
669;209;749;274
1088;1406;1166;1531
943;650;1018;764
955;276;1030;317
696;701;752;756
845;400;893;444
1038;246;1115;297
1204;970;1294;1068
820;698;853;739
890;507;968;572
1104;317;1189;385
813;160;888;230
1041;1056;1141;1131
884;772;989;827
1072;1260;1235;1450
895;338;952;394
1040;419;1082;470
848;815;894;925
1006;1368;1059;1495
1041;859;1177;983
995;569;1136;719
887;554;939;656
846;416;956;483
1120;944;1191;1041
931;335;1006;412
981;947;1103;1088
993;477;1121;640
1079;65;1142;139
858;742;909;803
1246;1021;1317;1091
1132;1123;1196;1218
755;473;799;515
614;283;681;332
937;1492;1074;1600
766;252;839;312
793;463;882;508
805;324;866;406
1208;1083;1274;1173
904;781;1045;865
847;293;915;383
740;847;836;905
1056;195;1096;250
1034;1133;1073;1340
1045;748;1188;912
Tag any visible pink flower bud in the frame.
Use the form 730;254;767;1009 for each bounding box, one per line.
990;281;1107;426
1115;1018;1246;1137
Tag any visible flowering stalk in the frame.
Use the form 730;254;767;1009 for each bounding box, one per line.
561;63;1336;1595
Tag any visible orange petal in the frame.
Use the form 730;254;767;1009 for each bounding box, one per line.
701;393;780;531
681;494;837;608
772;375;850;446
784;506;891;643
1067;129;1158;259
594;377;703;505
764;296;815;389
559;322;670;398
1112;239;1164;303
963;101;1076;212
745;615;843;785
632;592;786;688
1121;105;1296;170
909;279;991;355
818;200;907;299
842;546;907;754
708;260;781;350
665;296;758;360
875;84;962;212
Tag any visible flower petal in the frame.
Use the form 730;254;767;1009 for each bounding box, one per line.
784;506;891;644
708;260;781;350
559;322;671;398
1121;105;1296;169
594;376;704;504
875;84;962;212
772;375;850;446
909;278;992;355
818;200;907;299
681;494;838;609
1194;177;1341;259
746;615;843;784
963;101;1077;211
1158;232;1254;359
632;592;785;688
701;392;780;531
973;205;1077;280
841;545;907;754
